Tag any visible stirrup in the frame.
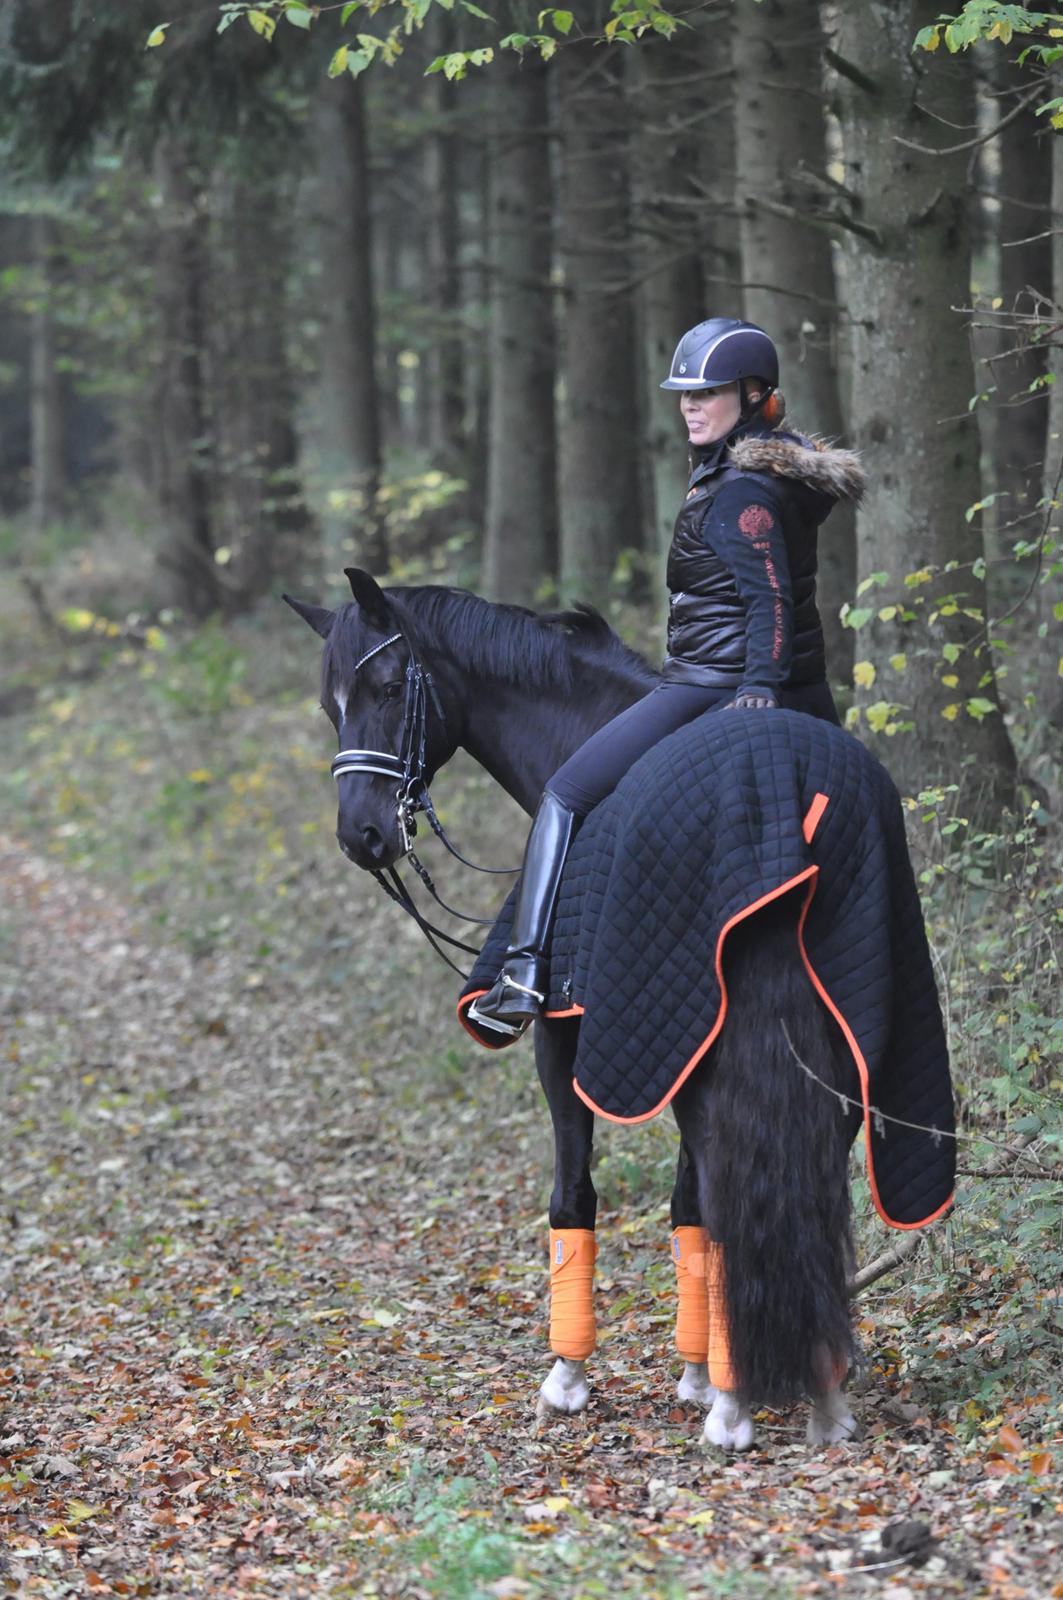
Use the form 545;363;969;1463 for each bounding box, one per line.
466;999;530;1039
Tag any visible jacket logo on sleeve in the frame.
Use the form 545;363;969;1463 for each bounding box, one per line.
738;503;775;539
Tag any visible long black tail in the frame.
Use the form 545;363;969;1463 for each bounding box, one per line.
701;889;854;1405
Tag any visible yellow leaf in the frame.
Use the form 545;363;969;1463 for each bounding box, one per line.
542;1495;571;1513
941;703;960;721
1058;656;1063;678
66;1500;103;1526
146;24;169;48
50;698;76;723
853;660;876;689
688;1508;716;1526
889;653;907;672
941;673;959;688
186;768;213;784
878;605;897;622
991;296;1003;310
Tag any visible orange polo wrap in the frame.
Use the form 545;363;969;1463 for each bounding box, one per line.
705;1237;739;1392
671;1226;710;1363
549;1228;597;1359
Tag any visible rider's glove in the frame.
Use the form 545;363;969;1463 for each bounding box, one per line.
722;688;779;711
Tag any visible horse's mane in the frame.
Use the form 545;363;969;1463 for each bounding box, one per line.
325;585;657;694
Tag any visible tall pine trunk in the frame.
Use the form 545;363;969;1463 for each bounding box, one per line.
629;29;709;576
29;214;68;534
733;0;854;682
313;75;385;575
422;9;466;474
481;53;557;605
833;0;1016;812
1035;110;1063;735
153;142;217;618
556;40;642;608
214;173;313;612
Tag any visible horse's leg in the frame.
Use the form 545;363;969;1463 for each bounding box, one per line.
806;1350;858;1446
535;1015;596;1417
671;1070;756;1451
669;1133;715;1408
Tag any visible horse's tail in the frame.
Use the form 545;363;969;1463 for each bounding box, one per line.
701;888;854;1405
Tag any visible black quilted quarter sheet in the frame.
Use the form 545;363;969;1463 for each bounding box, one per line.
458;711;955;1230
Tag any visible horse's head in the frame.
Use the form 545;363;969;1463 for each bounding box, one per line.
284;568;459;870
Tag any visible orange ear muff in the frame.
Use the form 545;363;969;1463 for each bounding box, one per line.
761;390;784;426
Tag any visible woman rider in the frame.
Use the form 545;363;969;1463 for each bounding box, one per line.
471;317;865;1036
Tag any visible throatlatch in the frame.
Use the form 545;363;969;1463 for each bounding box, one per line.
671;1226;710;1365
549;1229;597;1360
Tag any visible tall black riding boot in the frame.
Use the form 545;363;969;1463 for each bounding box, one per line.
469;791;576;1036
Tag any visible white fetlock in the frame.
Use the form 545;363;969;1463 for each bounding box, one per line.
703;1389;755;1452
677;1361;716;1407
806;1386;858;1446
537;1357;589;1417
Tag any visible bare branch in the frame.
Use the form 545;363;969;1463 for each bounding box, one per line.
848;1234;922;1297
894;86;1042;158
824;46;880;97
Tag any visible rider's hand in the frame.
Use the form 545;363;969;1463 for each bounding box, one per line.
722;688;779;711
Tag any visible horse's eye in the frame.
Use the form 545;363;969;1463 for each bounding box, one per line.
379;681;404;704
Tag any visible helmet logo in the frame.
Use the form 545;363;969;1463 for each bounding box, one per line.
678;361;687;373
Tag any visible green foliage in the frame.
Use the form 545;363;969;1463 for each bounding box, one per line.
914;3;1063;122
153;0;684;74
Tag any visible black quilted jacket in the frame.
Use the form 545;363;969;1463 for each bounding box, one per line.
459;713;955;1232
665;425;865;693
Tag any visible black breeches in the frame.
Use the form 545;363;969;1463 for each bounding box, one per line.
546;680;840;819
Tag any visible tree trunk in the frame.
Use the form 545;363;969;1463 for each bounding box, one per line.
733;0;854;683
422;9;466;475
833;0;1016;813
29;213;68;533
629;28;708;578
556;39;642;609
153;141;218;618
481;53;557;606
1034;112;1063;734
983;58;1052;562
313;74;385;575
213;173;314;612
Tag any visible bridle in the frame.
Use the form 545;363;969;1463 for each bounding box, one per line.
329;628;517;976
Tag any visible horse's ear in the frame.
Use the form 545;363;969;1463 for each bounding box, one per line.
344;567;392;626
282;593;334;639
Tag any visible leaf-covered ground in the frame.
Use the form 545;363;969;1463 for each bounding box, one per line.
2;830;1061;1600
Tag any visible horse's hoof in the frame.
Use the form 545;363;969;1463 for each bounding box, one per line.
537;1356;589;1417
703;1391;755;1452
677;1361;716;1408
806;1389;859;1446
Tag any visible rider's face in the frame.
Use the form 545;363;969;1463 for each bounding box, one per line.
679;382;742;447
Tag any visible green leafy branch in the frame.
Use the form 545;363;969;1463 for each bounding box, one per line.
914;3;1063;125
146;0;682;77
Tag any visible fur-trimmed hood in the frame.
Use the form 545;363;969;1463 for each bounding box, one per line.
729;431;866;505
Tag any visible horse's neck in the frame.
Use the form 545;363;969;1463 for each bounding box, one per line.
458;663;651;815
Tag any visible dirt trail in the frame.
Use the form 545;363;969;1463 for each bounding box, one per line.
0;836;1057;1598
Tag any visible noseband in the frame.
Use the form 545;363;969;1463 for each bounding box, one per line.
329;628;516;974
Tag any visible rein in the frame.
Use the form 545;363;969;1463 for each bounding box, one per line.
329;629;518;975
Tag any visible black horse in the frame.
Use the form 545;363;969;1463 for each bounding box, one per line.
286;569;952;1451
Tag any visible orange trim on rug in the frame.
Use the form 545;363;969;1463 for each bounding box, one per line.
802;791;830;843
570;866;953;1232
571;866;820;1127
456;990;512;1050
543;1003;586;1019
793;889;954;1232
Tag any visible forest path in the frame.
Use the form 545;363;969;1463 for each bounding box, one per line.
0;834;1055;1599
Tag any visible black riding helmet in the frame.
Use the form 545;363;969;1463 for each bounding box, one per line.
661;319;779;409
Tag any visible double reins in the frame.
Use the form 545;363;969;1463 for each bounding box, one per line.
329;629;517;977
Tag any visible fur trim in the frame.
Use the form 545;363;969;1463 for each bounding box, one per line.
729;432;866;504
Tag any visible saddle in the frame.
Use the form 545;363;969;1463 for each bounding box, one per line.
458;712;955;1231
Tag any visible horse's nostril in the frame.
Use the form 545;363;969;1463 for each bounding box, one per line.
361;824;385;861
